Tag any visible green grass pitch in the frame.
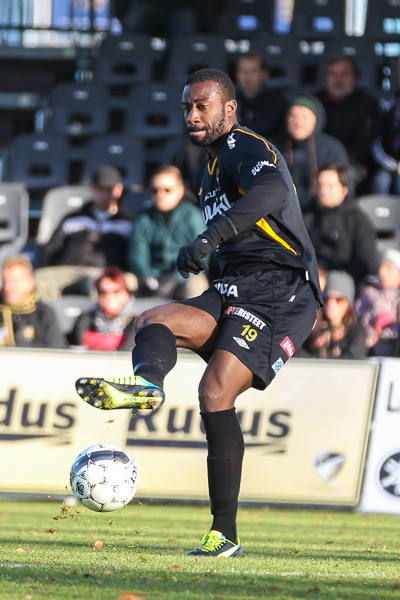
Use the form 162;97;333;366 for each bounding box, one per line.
0;500;400;600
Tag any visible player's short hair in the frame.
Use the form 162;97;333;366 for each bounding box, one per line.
151;165;184;186
2;253;33;275
236;50;268;72
318;162;350;188
325;54;361;79
185;68;236;104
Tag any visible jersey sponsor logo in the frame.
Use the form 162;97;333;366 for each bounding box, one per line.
251;160;276;176
203;193;232;224
233;336;250;349
227;133;236;149
280;336;295;357
271;357;284;374
224;306;266;330
215;282;238;297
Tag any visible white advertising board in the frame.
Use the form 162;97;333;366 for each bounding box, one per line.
0;348;377;505
359;358;400;513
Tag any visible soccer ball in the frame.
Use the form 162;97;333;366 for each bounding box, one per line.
70;443;138;512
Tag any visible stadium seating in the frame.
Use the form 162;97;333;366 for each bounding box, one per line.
291;0;347;39
95;34;155;86
81;134;145;189
125;82;185;139
358;195;400;252
166;35;229;85
216;0;274;39
251;37;304;89
8;133;69;189
50;82;109;137
50;295;97;336
0;183;29;267
365;0;400;40
36;185;92;245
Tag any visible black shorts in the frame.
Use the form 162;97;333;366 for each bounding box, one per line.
179;266;318;390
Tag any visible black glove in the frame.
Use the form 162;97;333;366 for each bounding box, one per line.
177;216;237;279
176;237;211;279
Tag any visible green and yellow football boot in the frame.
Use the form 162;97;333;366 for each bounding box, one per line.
75;376;164;410
188;530;243;557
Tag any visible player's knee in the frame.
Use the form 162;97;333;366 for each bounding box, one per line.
134;308;161;332
199;380;232;413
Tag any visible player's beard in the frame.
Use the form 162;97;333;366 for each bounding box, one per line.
189;110;227;147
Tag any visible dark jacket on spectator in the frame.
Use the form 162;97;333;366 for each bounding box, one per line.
372;90;400;172
297;318;367;359
303;200;379;284
315;87;380;175
275;95;349;210
41;201;132;270
236;87;288;142
0;293;65;348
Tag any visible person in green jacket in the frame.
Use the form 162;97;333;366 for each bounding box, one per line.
129;165;208;300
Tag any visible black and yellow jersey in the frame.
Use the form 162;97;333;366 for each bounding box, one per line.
193;124;323;305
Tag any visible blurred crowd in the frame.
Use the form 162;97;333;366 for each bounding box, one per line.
2;49;400;359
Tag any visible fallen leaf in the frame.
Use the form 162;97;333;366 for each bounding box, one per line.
170;564;180;569
33;558;39;563
47;528;56;534
94;540;104;548
104;569;113;575
383;545;387;551
269;586;278;591
306;588;320;594
16;548;26;553
25;596;34;599
118;594;147;600
141;557;147;563
176;547;184;553
336;581;341;584
142;577;150;583
167;537;175;543
172;576;178;582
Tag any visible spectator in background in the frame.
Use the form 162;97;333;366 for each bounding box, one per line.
71;267;138;351
356;249;400;356
371;71;400;194
36;166;133;301
316;55;380;185
303;163;378;286
297;270;367;359
235;51;288;142
276;94;349;210
0;254;65;348
129;165;207;300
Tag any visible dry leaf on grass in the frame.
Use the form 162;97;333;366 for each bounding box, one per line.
172;576;178;582
16;548;26;553
118;594;147;600
94;540;104;548
32;558;39;563
104;569;114;575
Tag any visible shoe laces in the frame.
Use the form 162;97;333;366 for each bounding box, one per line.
200;531;226;552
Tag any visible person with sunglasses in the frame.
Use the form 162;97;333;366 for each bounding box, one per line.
129;165;207;300
298;270;367;359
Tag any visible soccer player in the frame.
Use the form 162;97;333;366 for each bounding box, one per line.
76;69;323;557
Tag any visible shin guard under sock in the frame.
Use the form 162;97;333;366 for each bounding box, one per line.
132;323;177;389
201;408;244;544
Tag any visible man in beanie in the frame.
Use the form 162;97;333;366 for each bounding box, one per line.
298;270;367;359
275;93;349;210
37;166;133;300
356;248;400;356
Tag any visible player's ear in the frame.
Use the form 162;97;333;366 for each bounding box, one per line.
226;99;237;117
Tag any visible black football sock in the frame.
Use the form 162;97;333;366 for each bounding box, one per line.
132;323;177;389
201;408;244;545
